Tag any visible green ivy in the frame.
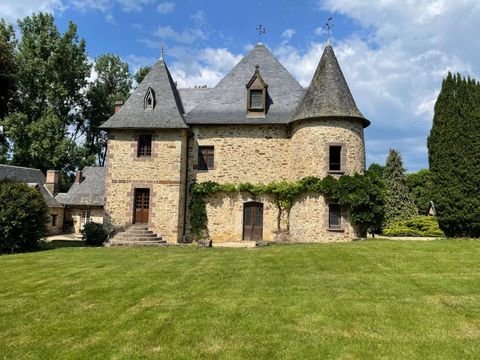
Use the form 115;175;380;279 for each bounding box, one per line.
189;171;385;240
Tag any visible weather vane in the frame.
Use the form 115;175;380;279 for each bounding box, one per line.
325;17;334;44
160;46;164;60
256;24;266;42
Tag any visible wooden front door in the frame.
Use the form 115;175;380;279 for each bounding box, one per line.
134;188;150;224
243;202;263;241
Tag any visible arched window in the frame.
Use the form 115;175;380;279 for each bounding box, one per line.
144;87;156;110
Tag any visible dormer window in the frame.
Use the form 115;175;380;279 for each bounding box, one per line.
144;87;155;110
246;64;268;117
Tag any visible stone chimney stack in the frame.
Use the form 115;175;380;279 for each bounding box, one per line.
114;100;124;113
75;171;83;184
45;170;59;195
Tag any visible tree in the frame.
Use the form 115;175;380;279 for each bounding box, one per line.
83;54;132;165
406;169;434;215
134;66;151;85
383;149;418;225
428;73;480;237
367;163;385;179
0;19;17;162
1;13;91;173
0;179;49;253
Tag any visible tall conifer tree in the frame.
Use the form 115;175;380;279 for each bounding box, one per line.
428;73;480;237
383;149;418;225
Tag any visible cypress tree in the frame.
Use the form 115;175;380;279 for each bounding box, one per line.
428;72;480;237
383;149;418;225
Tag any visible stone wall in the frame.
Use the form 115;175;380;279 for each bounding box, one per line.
289;194;362;242
204;193;279;242
104;129;187;243
187;125;291;184
184;125;291;241
47;207;64;235
290;118;365;180
63;206;104;233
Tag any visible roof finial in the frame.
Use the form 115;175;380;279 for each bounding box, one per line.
256;24;266;43
160;46;164;60
325;17;334;46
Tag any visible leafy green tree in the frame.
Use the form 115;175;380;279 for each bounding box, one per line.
406;169;434;215
83;54;132;165
383;149;418;225
0;179;49;253
367;163;385;179
0;19;16;162
134;66;151;85
1;13;91;173
428;73;480;237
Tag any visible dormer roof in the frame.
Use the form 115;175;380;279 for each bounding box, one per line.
185;43;305;125
292;44;370;127
100;59;187;129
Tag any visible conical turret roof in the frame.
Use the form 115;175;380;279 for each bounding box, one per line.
292;44;370;127
100;59;187;129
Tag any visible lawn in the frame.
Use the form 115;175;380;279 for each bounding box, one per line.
1;240;480;359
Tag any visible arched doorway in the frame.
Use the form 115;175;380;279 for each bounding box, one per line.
243;202;263;241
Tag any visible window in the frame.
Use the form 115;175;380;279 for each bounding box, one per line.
250;89;263;109
80;210;91;230
51;214;57;226
328;204;342;229
198;146;214;170
144;87;155;110
329;145;342;171
246;64;268;116
137;135;152;157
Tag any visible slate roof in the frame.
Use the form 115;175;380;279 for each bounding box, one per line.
178;88;213;114
0;164;62;207
292;44;370;127
185;43;306;124
56;167;105;206
100;59;188;129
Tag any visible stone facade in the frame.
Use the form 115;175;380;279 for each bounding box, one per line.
104;129;187;243
102;42;370;245
64;207;104;233
46;207;64;235
290;118;366;179
183;121;365;243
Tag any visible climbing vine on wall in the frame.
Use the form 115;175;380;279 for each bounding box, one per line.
189;172;385;240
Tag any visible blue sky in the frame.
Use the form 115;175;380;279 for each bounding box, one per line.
2;0;479;171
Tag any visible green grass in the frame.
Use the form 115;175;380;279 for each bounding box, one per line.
1;240;480;359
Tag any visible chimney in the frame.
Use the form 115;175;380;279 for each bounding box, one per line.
75;171;83;185
45;170;59;195
114;100;124;113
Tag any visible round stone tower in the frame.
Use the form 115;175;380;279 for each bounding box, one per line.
289;43;370;242
290;43;370;180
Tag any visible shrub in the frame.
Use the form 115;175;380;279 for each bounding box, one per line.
0;179;49;253
81;222;108;246
383;216;444;237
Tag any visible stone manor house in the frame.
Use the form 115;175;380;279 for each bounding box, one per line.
100;41;370;244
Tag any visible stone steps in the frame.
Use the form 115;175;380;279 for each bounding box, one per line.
108;225;166;247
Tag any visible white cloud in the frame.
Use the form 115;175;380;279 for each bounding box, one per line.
0;0;65;23
154;26;206;44
157;1;174;14
285;0;480;170
281;28;295;43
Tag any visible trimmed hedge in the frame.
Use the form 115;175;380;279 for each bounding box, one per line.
383;216;444;237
